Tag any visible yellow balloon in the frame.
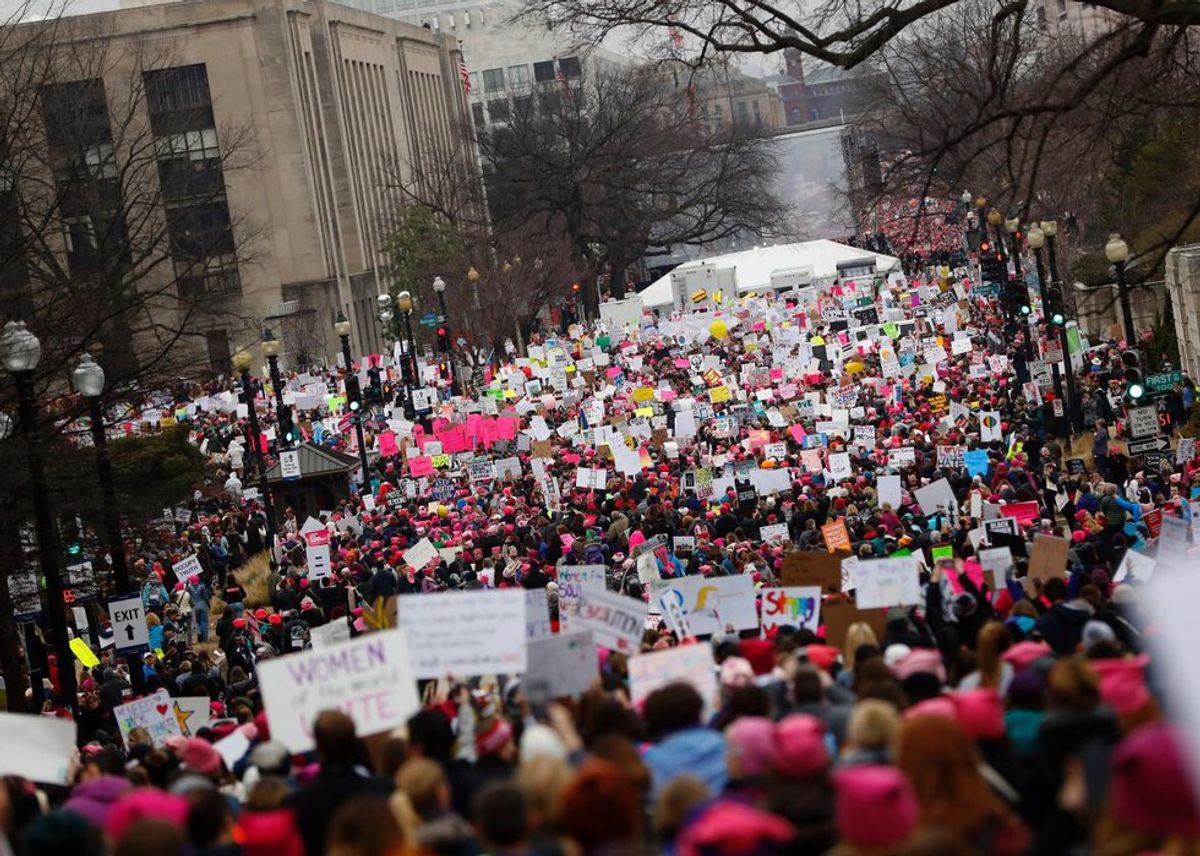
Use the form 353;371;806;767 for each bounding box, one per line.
710;319;728;339
437;504;449;518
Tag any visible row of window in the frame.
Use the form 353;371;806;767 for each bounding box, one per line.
474;56;581;94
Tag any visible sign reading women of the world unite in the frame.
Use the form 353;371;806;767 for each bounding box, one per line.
256;628;420;753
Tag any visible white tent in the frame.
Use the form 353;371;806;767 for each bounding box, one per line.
639;239;900;309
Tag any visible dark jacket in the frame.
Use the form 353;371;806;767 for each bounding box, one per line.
1034;602;1092;655
282;766;392;856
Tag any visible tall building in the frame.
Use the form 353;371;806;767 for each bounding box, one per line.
1166;245;1200;381
2;0;475;372
1032;0;1123;39
766;52;886;126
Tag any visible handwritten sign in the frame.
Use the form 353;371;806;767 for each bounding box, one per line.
403;537;439;570
257;628;420;752
822;519;852;553
525;631;599;699
573;587;648;653
557;565;607;630
628;644;718;715
854;556;922;609
525;588;553;640
0;713;77;784
114;689;184;749
780;551;842;593
649;575;757;636
397;590;526;678
760;586;822;632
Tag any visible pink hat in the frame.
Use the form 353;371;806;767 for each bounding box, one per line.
1111;725;1200;837
188;575;200;585
1001;640;1053;672
949;689;1005;740
1091;655;1151;716
773;714;828;778
719;656;755;688
834;765;918;849
904;697;957;721
675;802;794;856
105;788;189;840
726;716;776;778
180;737;222;776
890;648;946;684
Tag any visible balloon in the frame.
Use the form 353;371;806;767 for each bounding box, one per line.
710;319;728;340
437;504;449;518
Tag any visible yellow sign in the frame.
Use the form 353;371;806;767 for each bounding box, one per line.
632;387;655;402
709;386;732;404
635;406;654;418
431;454;451;468
70;637;99;668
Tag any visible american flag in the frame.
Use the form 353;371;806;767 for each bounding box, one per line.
458;58;471;93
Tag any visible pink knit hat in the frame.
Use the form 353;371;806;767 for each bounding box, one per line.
1111;724;1200;837
773;714;828;778
726;716;776;778
949;689;1006;740
180;736;222;776
1001;640;1052;672
1091;655;1151;716
834;765;919;848
890;648;946;683
105;789;189;840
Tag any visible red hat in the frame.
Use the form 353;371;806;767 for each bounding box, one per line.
1091;655;1151;716
738;637;777;676
804;644;840;673
475;717;514;756
773;714;828;778
233;618;246;629
834;765;918;849
948;689;1005;741
268;613;283;625
254;608;268;620
1111;725;1200;837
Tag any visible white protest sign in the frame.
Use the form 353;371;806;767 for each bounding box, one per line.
0;713;77;784
403;537;439;570
760;523;789;543
257;628;420;752
649;575;757;636
557;565;607;630
977;547;1014;590
397;590;527;678
310;620;352;650
525;588;553;640
212;730;251;770
760;586;822;632
280;449;301;480
525;631;600;699
172;554;203;582
573;587;648;653
914;478;958;516
854;556;922;609
877;475;902;510
628;643;719;715
114;689;184;748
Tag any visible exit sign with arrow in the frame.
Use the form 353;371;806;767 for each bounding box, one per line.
108;595;149;652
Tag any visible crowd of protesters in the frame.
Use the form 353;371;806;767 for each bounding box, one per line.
4;257;1199;856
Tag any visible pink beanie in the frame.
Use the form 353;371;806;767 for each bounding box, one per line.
1001;640;1052;672
1111;725;1200;837
1091;655;1152;716
105;789;189;840
726;717;776;778
773;714;828;778
949;689;1006;740
834;765;918;849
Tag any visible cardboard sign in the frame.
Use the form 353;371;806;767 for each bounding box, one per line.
977;546;1014;590
649;575;758;636
403;537;439;570
780;551;842;593
114;689;184;748
821;602;888;650
397;590;526;678
1027;534;1070;587
0;713;77;784
525;631;600;699
822;519;852;553
257;628;420;752
854;556;922;609
761;586;822;632
628;644;719;715
573;587;648;653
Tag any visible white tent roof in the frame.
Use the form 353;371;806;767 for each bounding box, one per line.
640;239;900;308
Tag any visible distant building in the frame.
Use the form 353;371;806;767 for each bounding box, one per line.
5;0;475;371
1166;246;1200;380
1031;0;1123;39
767;51;886;126
693;66;787;134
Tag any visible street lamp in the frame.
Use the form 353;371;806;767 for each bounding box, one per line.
1;321;76;713
231;349;277;553
1036;219;1081;434
1004;217;1022;277
1105;232;1136;347
467;265;481;311
397;291;418;419
334;311;371;486
261;327;292;449
70;354;146;695
431;276;461;396
961;189;972;206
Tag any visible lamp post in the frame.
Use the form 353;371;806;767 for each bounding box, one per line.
432;276;461;397
231;350;277;554
986;209;1006;260
335;311;371;486
1004;218;1022;277
1038;220;1082;435
1;322;75;713
1027;227;1067;434
1105;233;1137;347
467;265;481;311
261;327;292;449
397;291;420;419
71;354;145;696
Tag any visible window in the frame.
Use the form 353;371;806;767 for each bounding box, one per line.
471;102;485;125
176;254;241;298
469;72;480;92
507;64;530;91
512;94;532;116
487;98;510;122
145;65;212;115
482;68;505;92
165;201;235;258
558;56;581;78
156;128;220;161
533;61;556;82
205;329;231;373
82;143;117;179
737;101;750;124
753;100;762;124
63;217;98;268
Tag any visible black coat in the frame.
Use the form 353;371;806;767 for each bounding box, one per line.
283;766;392;856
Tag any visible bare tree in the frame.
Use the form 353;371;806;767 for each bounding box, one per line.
476;66;787;299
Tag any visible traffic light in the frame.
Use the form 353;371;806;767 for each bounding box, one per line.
1046;284;1066;326
1122;350;1144;400
436;326;450;352
278;405;297;446
345;374;362;412
366;366;383;405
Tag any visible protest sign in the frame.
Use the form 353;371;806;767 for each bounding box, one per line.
525;588;553;640
403;537;438;570
1027;535;1070;588
977;547;1014;590
257;628;420;752
877;475;902;510
628;644;719;714
114;689;184;748
854;556;922;609
557;565;607;630
573;587;648;653
0;714;77;784
760;523;789;543
525;631;600;699
172;554;203;582
821;602;888;649
779;551;842;593
397;590;526;678
650;575;758;635
760;586;822;632
913;478;958;516
821;519;852;553
310;620;352;650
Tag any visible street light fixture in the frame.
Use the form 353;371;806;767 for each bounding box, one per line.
1026;225;1044;250
1105;232;1136;346
395;291;418;419
1;321;75;712
71;352;145;695
961;190;972;205
261;327;292;449
231;349;277;556
431;276;460;396
334;311;371;486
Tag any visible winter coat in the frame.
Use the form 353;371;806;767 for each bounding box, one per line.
644;727;728;799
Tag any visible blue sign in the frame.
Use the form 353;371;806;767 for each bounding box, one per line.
432;477;456;502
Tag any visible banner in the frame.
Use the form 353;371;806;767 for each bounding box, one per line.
397;590;527;678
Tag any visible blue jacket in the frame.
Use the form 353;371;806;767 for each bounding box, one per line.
643;727;727;798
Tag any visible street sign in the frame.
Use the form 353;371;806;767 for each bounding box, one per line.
419;312;439;328
1145;371;1183;394
108;595;148;651
1128;405;1160;439
1127;436;1170;455
280;449;301;480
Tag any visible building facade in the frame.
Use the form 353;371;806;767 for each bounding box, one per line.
5;0;475;373
1166;245;1200;381
767;52;886;127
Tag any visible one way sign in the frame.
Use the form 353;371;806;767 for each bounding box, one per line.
108;595;149;652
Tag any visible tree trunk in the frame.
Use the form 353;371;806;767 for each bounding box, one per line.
609;261;627;300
